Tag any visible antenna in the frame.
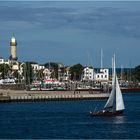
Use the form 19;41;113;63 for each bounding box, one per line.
121;65;123;81
112;57;114;79
12;33;15;37
113;54;116;76
129;60;132;82
101;49;103;69
112;54;116;85
87;50;90;67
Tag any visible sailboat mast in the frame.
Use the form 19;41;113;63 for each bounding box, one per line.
114;56;125;111
101;49;103;69
113;54;116;76
112;57;114;86
104;54;116;110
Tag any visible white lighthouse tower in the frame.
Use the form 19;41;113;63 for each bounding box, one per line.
10;35;18;60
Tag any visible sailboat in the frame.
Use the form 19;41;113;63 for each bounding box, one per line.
90;56;125;116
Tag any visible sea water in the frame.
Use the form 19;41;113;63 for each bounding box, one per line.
0;93;140;139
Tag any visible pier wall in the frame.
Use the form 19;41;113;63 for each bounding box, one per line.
0;84;25;90
0;89;109;103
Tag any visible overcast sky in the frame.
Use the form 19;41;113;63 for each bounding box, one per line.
0;1;140;68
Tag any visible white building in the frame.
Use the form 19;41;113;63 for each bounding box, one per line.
31;63;45;71
0;57;19;70
82;67;94;81
63;66;71;81
43;68;52;79
0;57;11;65
38;65;45;70
94;69;109;81
31;63;39;71
0;57;4;64
12;61;19;70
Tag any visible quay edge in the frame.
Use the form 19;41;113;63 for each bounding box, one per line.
0;90;109;103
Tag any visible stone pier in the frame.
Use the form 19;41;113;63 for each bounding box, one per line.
0;89;109;103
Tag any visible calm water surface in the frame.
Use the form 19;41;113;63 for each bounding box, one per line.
0;93;140;139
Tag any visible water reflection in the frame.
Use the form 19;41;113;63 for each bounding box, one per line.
111;115;126;124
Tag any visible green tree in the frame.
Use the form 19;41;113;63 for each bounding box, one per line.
70;63;84;81
22;62;33;85
0;64;10;79
133;65;140;82
12;70;18;79
36;69;44;81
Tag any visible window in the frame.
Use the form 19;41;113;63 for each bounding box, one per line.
101;75;103;78
105;75;107;78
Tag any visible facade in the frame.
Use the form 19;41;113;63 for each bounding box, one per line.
39;65;45;70
12;61;19;70
31;64;45;71
0;57;4;64
94;69;109;81
0;57;19;71
0;57;11;65
82;67;94;81
4;59;11;65
31;63;39;71
43;68;52;80
63;66;71;81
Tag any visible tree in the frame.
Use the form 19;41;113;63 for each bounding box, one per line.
0;64;10;79
45;62;58;79
70;63;84;81
22;62;33;85
133;65;140;82
36;69;44;81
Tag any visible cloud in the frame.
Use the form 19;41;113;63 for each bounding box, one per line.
1;1;140;39
1;1;140;67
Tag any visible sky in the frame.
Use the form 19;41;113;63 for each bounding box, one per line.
0;1;140;68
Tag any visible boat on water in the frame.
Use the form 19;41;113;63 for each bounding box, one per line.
30;79;66;91
90;56;125;117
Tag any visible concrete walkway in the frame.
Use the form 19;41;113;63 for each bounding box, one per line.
0;89;109;102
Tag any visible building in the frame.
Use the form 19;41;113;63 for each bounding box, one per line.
31;63;39;71
31;63;45;71
63;66;71;81
94;69;109;81
0;57;4;64
10;36;17;61
38;65;45;70
82;67;94;81
12;61;19;70
43;68;52;80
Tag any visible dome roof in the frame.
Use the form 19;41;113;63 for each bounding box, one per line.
11;36;16;42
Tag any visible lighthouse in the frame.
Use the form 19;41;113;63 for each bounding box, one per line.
10;36;18;60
